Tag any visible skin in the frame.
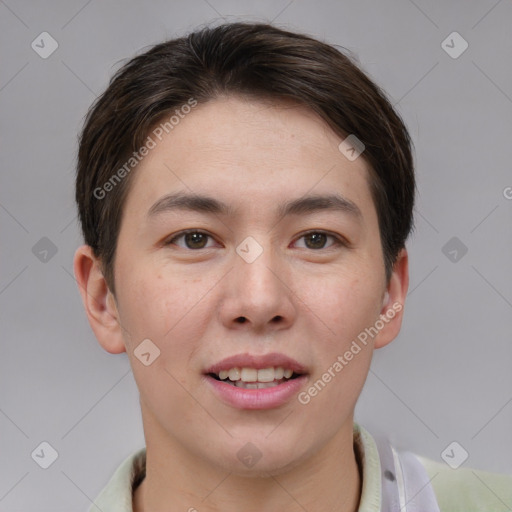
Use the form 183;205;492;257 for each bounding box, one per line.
74;95;408;512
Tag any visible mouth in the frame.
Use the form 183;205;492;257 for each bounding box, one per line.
207;366;304;389
203;352;308;408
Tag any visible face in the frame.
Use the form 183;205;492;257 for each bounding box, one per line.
90;95;406;475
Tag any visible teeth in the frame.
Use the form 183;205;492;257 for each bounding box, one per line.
228;368;240;381
241;368;258;382
214;366;296;382
257;368;275;382
234;380;281;389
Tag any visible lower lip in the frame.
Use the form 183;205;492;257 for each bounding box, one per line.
204;374;308;410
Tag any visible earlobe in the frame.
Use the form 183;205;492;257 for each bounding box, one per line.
73;245;126;354
373;248;409;349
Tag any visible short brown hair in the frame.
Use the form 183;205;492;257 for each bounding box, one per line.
75;21;415;296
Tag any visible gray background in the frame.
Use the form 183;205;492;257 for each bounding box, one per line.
1;0;511;509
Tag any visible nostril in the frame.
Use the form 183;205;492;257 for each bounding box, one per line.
236;317;247;323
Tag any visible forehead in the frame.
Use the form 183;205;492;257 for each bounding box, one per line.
123;95;375;221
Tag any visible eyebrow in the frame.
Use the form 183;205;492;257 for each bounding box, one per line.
147;191;362;220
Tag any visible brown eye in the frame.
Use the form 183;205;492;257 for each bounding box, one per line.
304;232;328;249
165;230;214;249
294;231;342;250
183;232;209;249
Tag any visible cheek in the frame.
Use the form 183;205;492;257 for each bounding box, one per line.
298;277;378;419
118;271;203;403
302;269;381;347
117;264;185;329
119;269;215;371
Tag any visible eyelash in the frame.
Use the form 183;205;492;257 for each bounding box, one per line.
164;229;346;251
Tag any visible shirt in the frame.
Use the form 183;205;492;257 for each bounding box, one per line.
88;422;512;511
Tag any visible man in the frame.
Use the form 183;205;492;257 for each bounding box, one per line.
73;21;511;511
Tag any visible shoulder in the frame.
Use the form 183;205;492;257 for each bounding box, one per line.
417;455;512;512
88;447;146;512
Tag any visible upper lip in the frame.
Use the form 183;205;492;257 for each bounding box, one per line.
204;352;307;375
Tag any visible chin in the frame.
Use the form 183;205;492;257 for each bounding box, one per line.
211;439;309;477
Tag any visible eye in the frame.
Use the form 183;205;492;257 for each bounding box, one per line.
164;229;346;251
164;230;216;250
293;230;344;250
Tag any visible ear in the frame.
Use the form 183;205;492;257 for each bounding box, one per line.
73;244;126;354
373;248;409;349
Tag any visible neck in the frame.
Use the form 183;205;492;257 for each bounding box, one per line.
133;409;362;512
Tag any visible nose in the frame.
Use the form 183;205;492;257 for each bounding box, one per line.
218;240;296;334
